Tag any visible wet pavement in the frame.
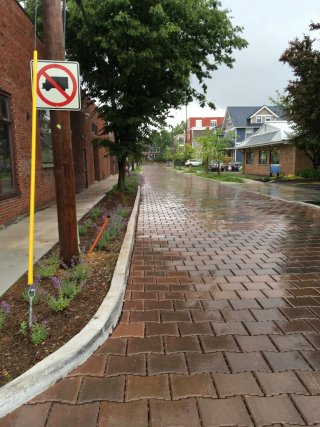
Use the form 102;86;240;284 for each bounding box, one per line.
3;164;320;426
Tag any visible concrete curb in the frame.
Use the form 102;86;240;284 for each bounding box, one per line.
0;186;141;418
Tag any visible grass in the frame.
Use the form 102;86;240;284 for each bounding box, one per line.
179;166;245;183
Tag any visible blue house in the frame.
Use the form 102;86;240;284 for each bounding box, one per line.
222;106;284;161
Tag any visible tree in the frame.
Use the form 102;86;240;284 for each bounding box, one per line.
196;128;233;175
279;23;320;168
66;0;247;189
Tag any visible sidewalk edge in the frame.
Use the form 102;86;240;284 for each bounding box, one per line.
0;186;141;418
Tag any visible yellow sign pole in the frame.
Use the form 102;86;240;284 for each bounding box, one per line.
28;50;38;286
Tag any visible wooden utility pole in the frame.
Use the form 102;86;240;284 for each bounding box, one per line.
42;0;79;265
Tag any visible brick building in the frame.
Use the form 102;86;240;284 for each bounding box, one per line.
0;1;116;226
186;116;224;147
238;122;313;176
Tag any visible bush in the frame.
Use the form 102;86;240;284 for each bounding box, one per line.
298;168;320;179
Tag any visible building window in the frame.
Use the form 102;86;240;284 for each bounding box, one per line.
259;150;267;164
0;93;15;196
256;116;262;123
270;149;280;164
195;119;202;127
265;116;272;122
246;151;254;164
210;119;217;128
39;110;53;166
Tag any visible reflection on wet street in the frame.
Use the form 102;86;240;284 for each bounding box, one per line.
140;163;320;285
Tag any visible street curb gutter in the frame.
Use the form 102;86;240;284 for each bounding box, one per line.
0;186;141;418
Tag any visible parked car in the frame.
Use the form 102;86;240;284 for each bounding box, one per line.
227;161;242;172
208;162;226;172
185;159;202;166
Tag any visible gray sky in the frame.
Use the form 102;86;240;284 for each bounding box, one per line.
168;0;319;125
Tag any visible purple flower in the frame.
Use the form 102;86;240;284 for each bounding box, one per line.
0;301;11;314
51;276;61;289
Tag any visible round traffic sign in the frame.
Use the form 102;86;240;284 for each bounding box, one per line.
37;63;77;108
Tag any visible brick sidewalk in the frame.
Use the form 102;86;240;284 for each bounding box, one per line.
3;165;320;426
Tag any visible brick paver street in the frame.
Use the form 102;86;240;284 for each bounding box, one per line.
3;165;320;426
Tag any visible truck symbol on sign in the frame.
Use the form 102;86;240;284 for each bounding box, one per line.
42;76;69;91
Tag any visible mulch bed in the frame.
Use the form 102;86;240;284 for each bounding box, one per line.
0;182;138;387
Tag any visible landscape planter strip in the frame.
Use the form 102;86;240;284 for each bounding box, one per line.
0;187;141;418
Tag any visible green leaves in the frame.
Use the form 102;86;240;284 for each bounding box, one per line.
280;23;320;167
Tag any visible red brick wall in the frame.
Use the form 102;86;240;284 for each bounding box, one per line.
0;2;118;226
242;144;313;176
0;1;55;225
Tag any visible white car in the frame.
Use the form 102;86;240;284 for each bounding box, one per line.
185;159;202;166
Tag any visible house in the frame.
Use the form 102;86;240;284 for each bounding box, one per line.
237;121;313;176
0;1;116;226
186;116;224;147
222;106;285;161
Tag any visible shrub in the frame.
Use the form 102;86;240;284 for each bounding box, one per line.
35;254;60;279
298;168;320;179
90;208;103;221
30;322;48;345
97;212;125;248
78;219;93;236
0;301;11;332
47;294;70;312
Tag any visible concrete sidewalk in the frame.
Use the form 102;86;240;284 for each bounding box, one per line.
0;174;118;297
3;165;320;426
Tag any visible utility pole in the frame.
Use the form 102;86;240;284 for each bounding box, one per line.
42;0;79;265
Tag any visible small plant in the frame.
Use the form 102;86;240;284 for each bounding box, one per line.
97;212;125;248
47;294;70;312
0;301;11;332
35;254;60;279
30;322;48;345
90;208;103;221
67;263;88;283
79;219;93;236
116;205;130;218
22;285;41;305
20;321;27;336
60;279;81;299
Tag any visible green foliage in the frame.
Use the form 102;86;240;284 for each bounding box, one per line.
66;0;247;189
30;322;48;345
20;321;27;337
0;311;6;332
184;168;244;183
47;294;71;312
298;168;320;179
22;287;40;305
196;128;234;172
67;264;88;283
78;219;93;236
35;255;60;279
60;279;81;299
97;207;127;248
116;205;130;218
279;23;320;167
90;208;103;221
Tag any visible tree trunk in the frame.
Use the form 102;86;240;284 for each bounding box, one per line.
131;160;135;171
117;157;126;191
42;0;79;265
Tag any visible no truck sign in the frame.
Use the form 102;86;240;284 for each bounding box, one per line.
31;60;81;110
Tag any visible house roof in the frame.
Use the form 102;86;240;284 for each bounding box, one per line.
237;121;293;149
225;106;284;128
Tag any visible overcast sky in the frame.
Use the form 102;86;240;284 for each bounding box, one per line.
168;0;319;126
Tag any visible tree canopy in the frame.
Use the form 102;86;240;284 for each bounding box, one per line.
279;23;320;167
196;128;233;173
45;0;246;188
